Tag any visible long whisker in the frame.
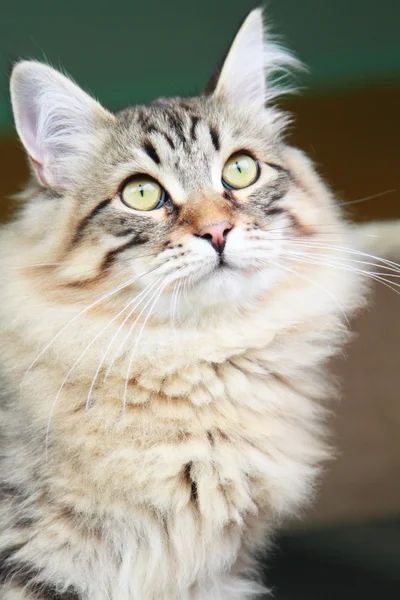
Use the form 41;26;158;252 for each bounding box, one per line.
281;252;400;296
249;235;400;279
44;274;161;458
171;280;182;327
182;277;190;312
175;281;183;325
283;249;400;277
19;250;157;270
283;239;400;273
336;189;396;208
169;280;179;327
102;277;168;383
27;266;159;375
256;256;351;325
85;276;165;410
185;273;197;310
253;229;380;243
122;276;170;409
111;250;158;265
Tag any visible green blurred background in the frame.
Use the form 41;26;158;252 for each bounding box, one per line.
1;0;400;223
1;0;400;130
1;1;400;598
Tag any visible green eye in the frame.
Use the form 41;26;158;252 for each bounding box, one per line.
222;153;259;189
120;175;165;211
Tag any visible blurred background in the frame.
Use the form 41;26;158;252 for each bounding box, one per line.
1;1;399;598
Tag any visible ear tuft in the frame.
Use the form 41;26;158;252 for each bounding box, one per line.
211;8;302;109
10;61;115;190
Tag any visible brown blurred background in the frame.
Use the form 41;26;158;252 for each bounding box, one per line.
2;87;399;224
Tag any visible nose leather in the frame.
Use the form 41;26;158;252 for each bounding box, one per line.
198;221;233;254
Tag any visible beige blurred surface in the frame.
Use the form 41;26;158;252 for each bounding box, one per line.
302;221;400;527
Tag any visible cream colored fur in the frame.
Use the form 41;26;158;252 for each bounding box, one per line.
0;9;366;600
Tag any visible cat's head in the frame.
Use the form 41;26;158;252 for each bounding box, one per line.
9;9;344;320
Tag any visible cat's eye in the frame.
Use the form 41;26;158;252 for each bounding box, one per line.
120;175;165;211
222;153;259;190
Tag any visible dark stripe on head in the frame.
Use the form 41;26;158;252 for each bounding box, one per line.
178;100;194;111
162;133;175;150
165;111;187;146
146;125;175;150
143;141;161;165
72;199;112;244
137;109;149;128
267;162;290;174
190;116;200;141
209;127;220;152
101;233;149;272
222;189;241;209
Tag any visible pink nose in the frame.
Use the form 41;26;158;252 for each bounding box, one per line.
198;221;233;255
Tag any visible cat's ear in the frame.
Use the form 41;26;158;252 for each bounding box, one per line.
206;8;300;109
10;61;115;190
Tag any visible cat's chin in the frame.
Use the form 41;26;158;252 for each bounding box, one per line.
184;262;281;312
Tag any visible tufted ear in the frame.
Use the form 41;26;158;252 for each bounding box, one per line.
10;61;115;191
207;8;300;109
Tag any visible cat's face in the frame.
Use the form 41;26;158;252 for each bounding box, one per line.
8;9;342;320
62;96;298;310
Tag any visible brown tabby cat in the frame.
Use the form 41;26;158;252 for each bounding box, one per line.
0;8;365;599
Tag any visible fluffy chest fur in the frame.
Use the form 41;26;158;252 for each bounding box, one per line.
1;300;336;599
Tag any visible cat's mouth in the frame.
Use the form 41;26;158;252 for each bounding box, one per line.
213;253;238;274
217;256;230;269
212;259;244;281
186;256;236;287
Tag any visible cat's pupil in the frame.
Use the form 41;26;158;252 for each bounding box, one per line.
139;185;144;198
236;161;242;173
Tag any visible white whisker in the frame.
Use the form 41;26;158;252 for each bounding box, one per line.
336;189;396;208
169;280;179;327
103;276;167;382
171;280;182;327
26;266;160;376
86;276;165;410
122;277;170;409
256;256;350;325
44;271;161;458
284;239;400;273
284;248;400;277
282;252;400;297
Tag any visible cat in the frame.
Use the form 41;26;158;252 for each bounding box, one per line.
0;8;366;600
